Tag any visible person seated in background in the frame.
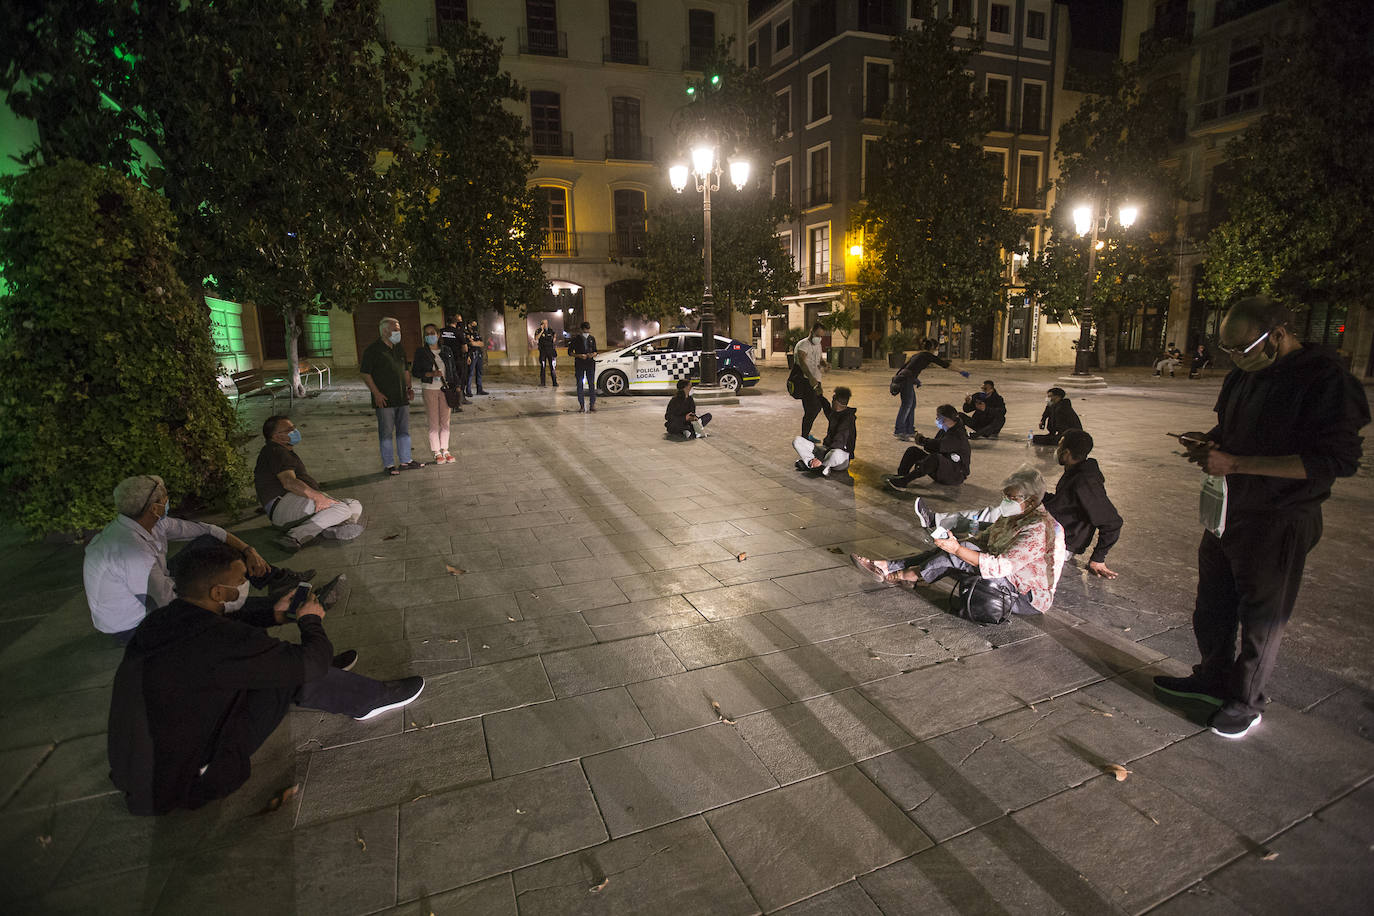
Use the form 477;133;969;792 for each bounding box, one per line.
884;404;971;490
256;415;364;551
665;379;712;439
961;380;1007;439
83;474;317;644
1189;342;1212;379
851;467;1067;615
1153;343;1183;378
106;541;424;815
793;386;857;478
1043;430;1123;579
1031;387;1083;446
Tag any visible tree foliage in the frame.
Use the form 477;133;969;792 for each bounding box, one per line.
1020;61;1179;356
855;6;1029;329
632;45;799;326
392;22;546;318
0;161;245;535
1201;0;1374;315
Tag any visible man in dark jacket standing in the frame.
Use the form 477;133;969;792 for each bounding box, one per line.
569;321;599;412
439;313;469;405
885;404;971;489
1156;297;1369;739
1032;387;1083;445
107;542;424;815
536;319;559;387
792;386;856;478
1044;430;1122;578
891;338;969;440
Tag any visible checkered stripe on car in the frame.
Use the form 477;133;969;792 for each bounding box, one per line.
644;351;700;380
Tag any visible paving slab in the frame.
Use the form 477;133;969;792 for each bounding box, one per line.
404;593;522;634
541;634;686;696
773;880;883;916
484;688;654;777
582;723;778;837
0;743;54;808
763;589;923;644
660;616;799;670
397;761;607;899
401;656;552;730
736;689;917;784
859;660;1026;740
466;615;596;666
747;627;946;702
700;548;843;587
0;795;103;900
612;567;722;602
552;553;653;584
582;598;707;642
0;685;112;752
51;793;211;889
456;563;563;600
5;733;117;812
37;865;174;916
383;875;517;916
1203;814;1374;915
705;766;932;912
511;816;757;916
1307;685;1374;743
682;579;803;620
626;659;791;736
513;578;627;618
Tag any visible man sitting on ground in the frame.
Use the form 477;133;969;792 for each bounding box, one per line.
884;404;971;490
256;415;364;551
1032;387;1083;446
83;474;318;644
107;541;424;815
961;380;1007;439
1043;430;1124;579
793;386;857;478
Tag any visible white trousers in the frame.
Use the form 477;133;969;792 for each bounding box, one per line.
927;502;1008;536
270;493;363;540
792;436;850;472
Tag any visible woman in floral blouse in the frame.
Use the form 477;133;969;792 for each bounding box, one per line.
854;467;1067;614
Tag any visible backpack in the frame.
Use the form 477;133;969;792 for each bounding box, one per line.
786;363;809;399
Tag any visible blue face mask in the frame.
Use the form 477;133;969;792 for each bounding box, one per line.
389;330;402;344
287;429;302;446
935;417;946;430
425;334;438;346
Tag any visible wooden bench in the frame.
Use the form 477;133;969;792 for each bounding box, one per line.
300;360;332;392
222;369;293;411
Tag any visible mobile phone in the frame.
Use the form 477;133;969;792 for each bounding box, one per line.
1166;432;1207;447
931;525;951;540
282;582;312;621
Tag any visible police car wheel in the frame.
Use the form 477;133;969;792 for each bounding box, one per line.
718;370;742;393
600;370;628;395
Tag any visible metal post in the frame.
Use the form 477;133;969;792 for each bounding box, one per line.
698;172;719;386
1073;207;1101;376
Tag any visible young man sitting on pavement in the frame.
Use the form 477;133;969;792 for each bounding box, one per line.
1043;430;1124;579
961;380;1007;439
83;474;322;644
884;404;971;491
665;379;712;439
107;541;424;815
792;386;857;478
256;415;365;551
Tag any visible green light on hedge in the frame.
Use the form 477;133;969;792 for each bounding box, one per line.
710;74;721;86
686;86;696;96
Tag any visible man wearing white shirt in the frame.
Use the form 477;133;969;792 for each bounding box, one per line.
792;321;828;441
83;475;332;643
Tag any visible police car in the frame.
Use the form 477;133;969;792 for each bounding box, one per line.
596;332;760;395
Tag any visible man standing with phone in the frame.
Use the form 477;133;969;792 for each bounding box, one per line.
569;321;598;413
1156;297;1369;739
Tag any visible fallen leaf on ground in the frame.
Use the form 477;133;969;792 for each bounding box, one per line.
1104;764;1131;781
355;829;367;852
445;564;466;576
515;807;526;815
258;784;300;814
480;643;491;649
736;552;747;562
36;835;53;849
827;547;845;554
507;615;516;621
589;877;610;893
382;534;400;541
711;700;735;725
1261;850;1279;861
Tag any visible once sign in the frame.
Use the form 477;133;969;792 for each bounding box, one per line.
371;287;416;302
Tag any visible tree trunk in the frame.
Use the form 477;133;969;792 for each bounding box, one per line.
284;306;307;399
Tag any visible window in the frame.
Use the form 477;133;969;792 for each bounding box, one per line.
989;3;1010;34
864;61;891;119
606;0;642;65
858;0;897;33
535;186;572;254
776;18;791;52
525;0;562;56
806;0;836;50
206;298;250;373
808;67;830;123
777;231;793;265
774;159;792;205
302;314;333;359
613;188;646;257
985;148;1008;201
775;88;792;137
807;144;830;206
610;96;643;159
687;9;715;70
1026;8;1046;40
529;91;566;155
748;41;758;68
633;336;677;356
987;75;1010;130
1198;34;1267;123
809;224;831;283
951;0;972;28
435;0;468;27
1016;153;1041;208
862;137;881;194
1021;81;1044;132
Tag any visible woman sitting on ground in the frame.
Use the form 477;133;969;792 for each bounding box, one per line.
665;379;712;439
883;404;970;491
853;466;1067;615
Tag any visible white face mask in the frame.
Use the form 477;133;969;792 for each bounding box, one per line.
997;497;1023;517
221;579;250;613
811;335;820;344
388;330;402;344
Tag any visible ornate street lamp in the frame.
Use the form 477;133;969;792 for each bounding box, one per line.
669;142;750;387
1071;198;1139;377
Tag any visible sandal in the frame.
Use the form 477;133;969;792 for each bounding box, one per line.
399;460;425;470
850;554;890;583
385;466;400;476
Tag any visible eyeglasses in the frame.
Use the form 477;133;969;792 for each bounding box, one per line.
1218;329;1270;356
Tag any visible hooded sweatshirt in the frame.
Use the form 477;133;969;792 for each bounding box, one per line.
1044;457;1122;563
1040;397;1082;436
107;599;333;815
821;402;858;455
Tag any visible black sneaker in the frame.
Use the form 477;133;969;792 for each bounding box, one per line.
1153;674;1224;707
331;649;358;672
913;498;935;528
275;532;317;553
355;676;425;721
795;459;808;471
316;573;348;610
1209;708;1261;739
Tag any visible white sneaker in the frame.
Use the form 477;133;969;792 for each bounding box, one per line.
913;498;935;528
321;523;364;541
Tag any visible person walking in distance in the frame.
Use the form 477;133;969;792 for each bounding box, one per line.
569;321;598;412
1155;296;1369;739
536;319;559;387
359;317;424;476
793;322;827;442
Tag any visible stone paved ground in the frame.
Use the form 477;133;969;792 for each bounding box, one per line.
1;362;1371;915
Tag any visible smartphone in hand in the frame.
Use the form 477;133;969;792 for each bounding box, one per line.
281;582;312;621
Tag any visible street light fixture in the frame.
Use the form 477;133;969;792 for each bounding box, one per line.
1072;197;1141;377
669;140;751;387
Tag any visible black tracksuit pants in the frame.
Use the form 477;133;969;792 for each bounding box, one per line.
800;384;825;437
1192;511;1323;717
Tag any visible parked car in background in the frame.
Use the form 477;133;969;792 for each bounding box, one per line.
596;332;760;395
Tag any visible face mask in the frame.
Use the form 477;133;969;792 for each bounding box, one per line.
1232;340;1277;372
811;335;820;344
425;334;438;346
388;330;402;344
221;579;250;613
1046;397;1054;406
935;417;946;430
157;496;169;518
287;429;302;446
998;497;1023;517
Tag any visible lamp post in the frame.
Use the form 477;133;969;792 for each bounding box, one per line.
670;143;750;387
1070;198;1139;376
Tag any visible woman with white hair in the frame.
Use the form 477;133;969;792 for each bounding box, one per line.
852;466;1068;615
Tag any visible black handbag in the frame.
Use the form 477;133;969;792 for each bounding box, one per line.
947;570;1018;625
442;385;463;409
786;363;809;399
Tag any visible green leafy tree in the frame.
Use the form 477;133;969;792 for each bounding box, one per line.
392;22;546;319
855;5;1029;333
1202;0;1374;325
0;161;244;535
633;45;799;327
1020;61;1179;364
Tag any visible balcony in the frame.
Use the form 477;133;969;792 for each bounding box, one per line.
1196;84;1266;125
1213;0;1282;29
520;27;567;57
529;129;574;158
806;264;845;287
540;230;580;257
603;36;648;66
683;45;713;71
604;134;654;161
805;182;831;208
1139;11;1194;61
610;230;647;259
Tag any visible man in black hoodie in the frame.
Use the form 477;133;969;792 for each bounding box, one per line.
792;386;856;478
961;380;1007;439
1032;387;1082;445
1156;297;1369;740
107;541;425;815
1044;430;1122;578
884;404;971;490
